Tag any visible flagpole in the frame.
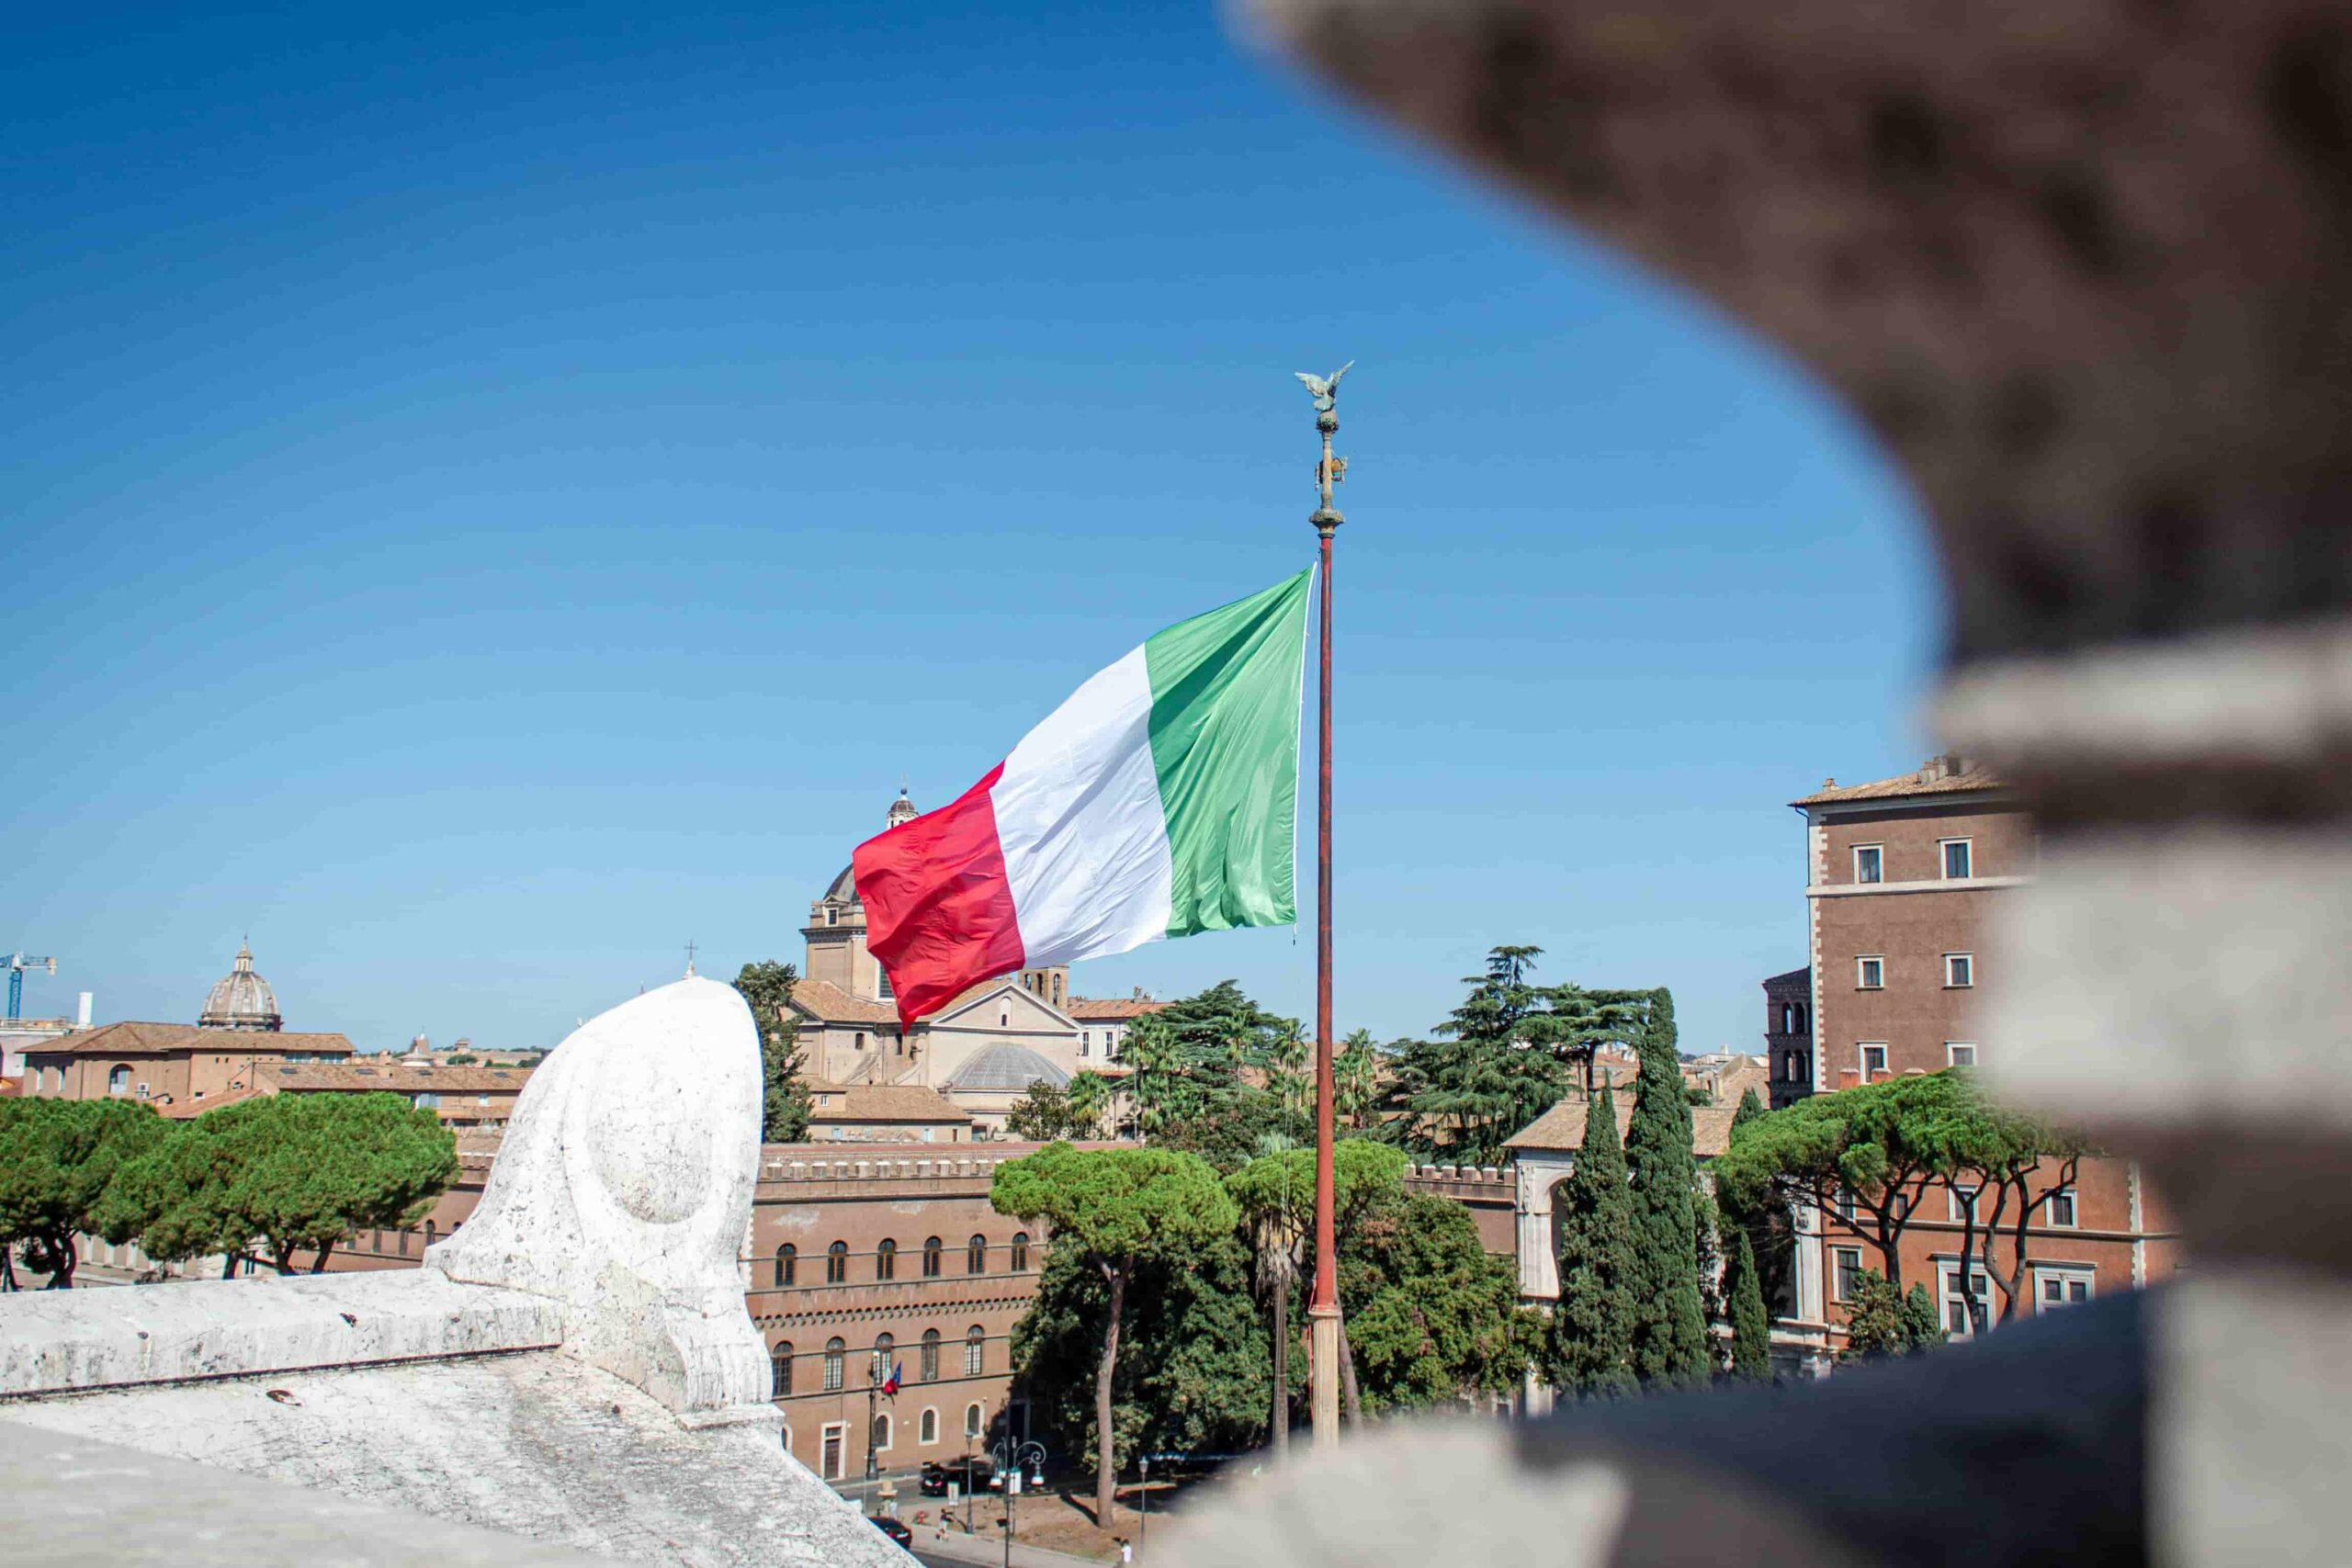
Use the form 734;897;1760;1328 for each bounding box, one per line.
1299;363;1350;1449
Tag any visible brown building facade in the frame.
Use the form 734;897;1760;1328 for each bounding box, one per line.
16;1021;354;1112
1773;759;2179;1364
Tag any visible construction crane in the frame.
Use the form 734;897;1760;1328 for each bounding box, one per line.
6;953;56;1021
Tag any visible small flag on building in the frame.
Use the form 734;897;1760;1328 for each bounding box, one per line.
855;569;1314;1023
880;1361;902;1396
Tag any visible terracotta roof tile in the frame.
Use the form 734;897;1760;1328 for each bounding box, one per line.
269;1063;533;1093
26;1021;356;1058
1506;1096;1741;1158
786;979;899;1026
1789;761;2007;807
805;1083;969;1124
1065;998;1167;1021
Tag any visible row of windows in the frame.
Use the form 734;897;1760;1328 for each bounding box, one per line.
1854;1042;1978;1077
1850;838;1975;885
1831;1184;2074;1229
1829;1250;2093;1334
787;1404;988;1482
769;1326;989;1395
1854;953;1974;989
771;1234;1031;1287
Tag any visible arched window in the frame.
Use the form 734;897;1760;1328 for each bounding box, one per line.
872;1412;892;1453
854;1032;865;1052
922;1236;943;1278
920;1407;939;1444
107;1065;130;1095
775;1243;797;1287
876;1238;898;1280
823;1337;845;1393
423;1221;436;1248
826;1241;848;1283
772;1341;794;1397
1010;1232;1030;1271
965;1403;984;1440
921;1328;941;1382
965;1325;985;1377
873;1332;896;1385
967;1234;988;1274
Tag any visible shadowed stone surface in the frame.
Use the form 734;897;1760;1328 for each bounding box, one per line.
0;1421;610;1568
3;1352;902;1568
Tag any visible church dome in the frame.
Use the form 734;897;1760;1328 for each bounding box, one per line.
944;1044;1069;1093
824;863;860;906
198;942;283;1032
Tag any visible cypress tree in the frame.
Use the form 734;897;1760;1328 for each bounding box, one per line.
1726;1231;1770;1382
1548;1084;1637;1398
1623;988;1710;1389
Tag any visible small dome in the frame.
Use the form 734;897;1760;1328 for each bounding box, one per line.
944;1044;1069;1093
198;942;283;1032
887;788;919;829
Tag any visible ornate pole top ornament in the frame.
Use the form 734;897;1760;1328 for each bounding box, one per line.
1295;361;1351;535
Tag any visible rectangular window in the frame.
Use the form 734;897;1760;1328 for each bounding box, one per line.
877;970;893;1000
1945;953;1974;988
1947;1185;1980;1224
1853;845;1883;884
2037;1267;2094;1310
1857;956;1884;989
1860;1043;1888;1078
1946;1043;1977;1067
1939;1263;1992;1336
1835;1187;1858;1224
1833;1247;1863;1303
1080;1032;1091;1056
2044;1189;2077;1228
1941;839;1973;879
820;1425;846;1481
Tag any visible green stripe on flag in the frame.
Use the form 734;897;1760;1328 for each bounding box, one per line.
1141;567;1314;937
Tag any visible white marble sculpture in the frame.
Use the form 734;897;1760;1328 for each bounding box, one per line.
428;976;771;1421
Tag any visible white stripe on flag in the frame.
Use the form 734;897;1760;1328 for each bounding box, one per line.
991;643;1175;968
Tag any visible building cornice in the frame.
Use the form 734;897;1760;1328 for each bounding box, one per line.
1806;875;2031;898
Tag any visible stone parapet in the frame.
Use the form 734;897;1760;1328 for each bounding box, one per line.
0;1269;560;1400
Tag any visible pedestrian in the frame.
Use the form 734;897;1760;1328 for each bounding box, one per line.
1119;1537;1133;1563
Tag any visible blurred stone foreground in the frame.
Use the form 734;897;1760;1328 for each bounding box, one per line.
0;978;909;1568
1159;1;2352;1565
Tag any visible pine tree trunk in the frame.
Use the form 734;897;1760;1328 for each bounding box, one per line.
1095;1262;1125;1526
310;1239;336;1274
1339;1315;1363;1426
1269;1269;1289;1459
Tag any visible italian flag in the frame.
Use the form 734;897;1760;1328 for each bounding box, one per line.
855;568;1314;1024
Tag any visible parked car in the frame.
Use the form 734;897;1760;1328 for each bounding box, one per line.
869;1515;913;1548
919;1457;998;1496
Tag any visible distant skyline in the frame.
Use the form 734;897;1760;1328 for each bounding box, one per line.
6;3;1938;1058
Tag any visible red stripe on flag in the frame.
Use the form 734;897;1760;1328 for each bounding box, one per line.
854;763;1026;1025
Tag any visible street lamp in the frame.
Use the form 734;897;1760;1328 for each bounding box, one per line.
988;1438;1046;1568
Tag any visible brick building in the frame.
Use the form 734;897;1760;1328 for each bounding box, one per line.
16;1020;355;1111
1769;759;2178;1365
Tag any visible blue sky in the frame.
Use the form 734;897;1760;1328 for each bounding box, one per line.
4;3;1937;1056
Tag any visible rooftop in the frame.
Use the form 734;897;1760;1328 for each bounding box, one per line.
1505;1093;1743;1157
24;1021;355;1059
785;978;898;1026
1066;996;1167;1021
270;1063;533;1094
1789;756;2007;807
804;1082;967;1124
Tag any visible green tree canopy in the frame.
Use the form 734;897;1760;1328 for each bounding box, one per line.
1546;1083;1638;1398
732;960;813;1144
1334;1029;1383;1134
1226;1140;1408;1453
1012;1226;1268;1478
1623;990;1709;1389
1005;1079;1102;1143
1376;948;1573;1166
1121;980;1302;1167
1724;1230;1770;1382
0;1098;165;1289
1340;1188;1536;1412
1713;1070;1965;1290
993;1144;1238;1519
103;1092;458;1277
